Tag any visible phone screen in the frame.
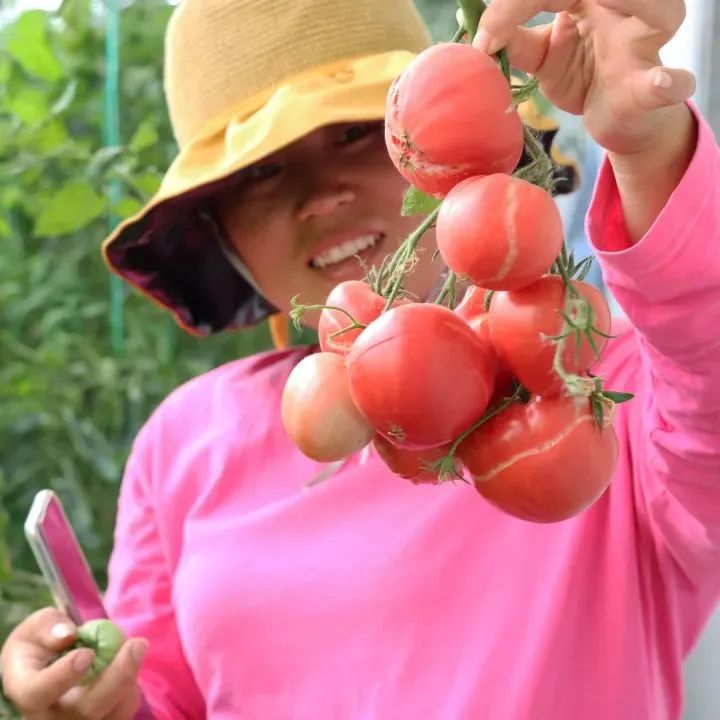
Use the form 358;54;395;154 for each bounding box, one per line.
24;490;107;625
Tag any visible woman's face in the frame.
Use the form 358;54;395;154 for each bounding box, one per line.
215;122;443;326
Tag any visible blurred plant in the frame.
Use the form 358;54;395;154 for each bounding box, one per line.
0;0;460;690
0;0;277;657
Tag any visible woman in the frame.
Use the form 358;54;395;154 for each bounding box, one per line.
2;0;719;718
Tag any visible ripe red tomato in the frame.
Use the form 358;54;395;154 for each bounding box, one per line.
372;434;450;485
467;313;517;402
460;395;618;523
454;284;489;323
437;175;564;290
488;275;611;397
346;303;495;449
318;281;387;356
454;289;516;402
385;43;524;197
281;352;374;462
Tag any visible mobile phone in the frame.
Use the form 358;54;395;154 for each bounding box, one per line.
24;489;107;625
24;489;156;719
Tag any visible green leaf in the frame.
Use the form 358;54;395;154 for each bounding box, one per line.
5;11;63;83
457;0;482;41
0;513;12;581
131;172;163;198
36;119;69;152
0;58;12;86
51;81;78;116
602;391;635;405
35;182;107;236
128;120;159;153
112;197;143;219
401;185;441;217
1;186;22;208
0;216;10;238
7;86;49;126
86;146;124;179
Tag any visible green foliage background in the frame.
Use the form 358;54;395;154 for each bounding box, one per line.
0;0;457;665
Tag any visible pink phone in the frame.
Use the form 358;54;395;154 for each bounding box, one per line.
24;489;155;719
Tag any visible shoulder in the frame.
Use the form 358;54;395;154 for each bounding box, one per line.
133;345;315;455
167;345;312;408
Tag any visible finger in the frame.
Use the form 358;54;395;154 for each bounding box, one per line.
599;0;686;35
474;0;575;55
75;638;148;718
106;685;142;720
501;24;553;74
6;607;78;661
3;647;95;715
633;66;696;110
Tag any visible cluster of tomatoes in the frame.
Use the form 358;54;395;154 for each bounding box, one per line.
282;41;628;524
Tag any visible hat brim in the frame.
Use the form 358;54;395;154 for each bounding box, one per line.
101;50;580;337
102;51;421;337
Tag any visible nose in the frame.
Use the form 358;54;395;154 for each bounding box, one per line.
296;185;355;222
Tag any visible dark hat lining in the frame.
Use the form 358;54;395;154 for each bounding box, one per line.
105;183;276;336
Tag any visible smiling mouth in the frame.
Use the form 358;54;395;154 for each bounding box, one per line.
308;233;385;270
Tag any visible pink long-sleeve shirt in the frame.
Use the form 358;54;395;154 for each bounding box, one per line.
104;105;720;719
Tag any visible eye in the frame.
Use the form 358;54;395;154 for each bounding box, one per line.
244;162;282;183
336;123;378;146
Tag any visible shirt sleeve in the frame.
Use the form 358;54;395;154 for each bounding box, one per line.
586;103;720;615
103;423;206;719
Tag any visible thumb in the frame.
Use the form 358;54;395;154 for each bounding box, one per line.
635;66;696;110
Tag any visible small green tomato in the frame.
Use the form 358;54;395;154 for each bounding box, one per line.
74;619;126;685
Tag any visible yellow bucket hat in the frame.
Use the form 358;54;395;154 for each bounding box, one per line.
101;0;578;338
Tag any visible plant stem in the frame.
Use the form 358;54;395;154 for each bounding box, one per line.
289;298;365;332
434;383;526;481
450;384;525;455
520;124;555;192
435;270;457;307
452;25;466;43
328;321;368;341
512;78;539;105
498;50;511;82
483;289;495;312
383;206;440;310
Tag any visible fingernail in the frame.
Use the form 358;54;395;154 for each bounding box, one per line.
73;649;94;673
473;28;493;54
51;623;74;640
131;639;148;664
653;69;672;89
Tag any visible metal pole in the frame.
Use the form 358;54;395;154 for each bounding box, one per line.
103;0;124;357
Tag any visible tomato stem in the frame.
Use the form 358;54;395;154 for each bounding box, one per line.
382;206;441;310
517;124;555;192
435;270;458;308
289;295;365;332
511;78;540;105
588;375;634;428
432;383;527;482
483;289;495;312
328;321;369;341
451;25;466;43
547;289;621;398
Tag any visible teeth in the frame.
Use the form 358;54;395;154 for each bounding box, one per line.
311;234;380;269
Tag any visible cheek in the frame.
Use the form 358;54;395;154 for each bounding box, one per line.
369;155;408;209
218;202;302;311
